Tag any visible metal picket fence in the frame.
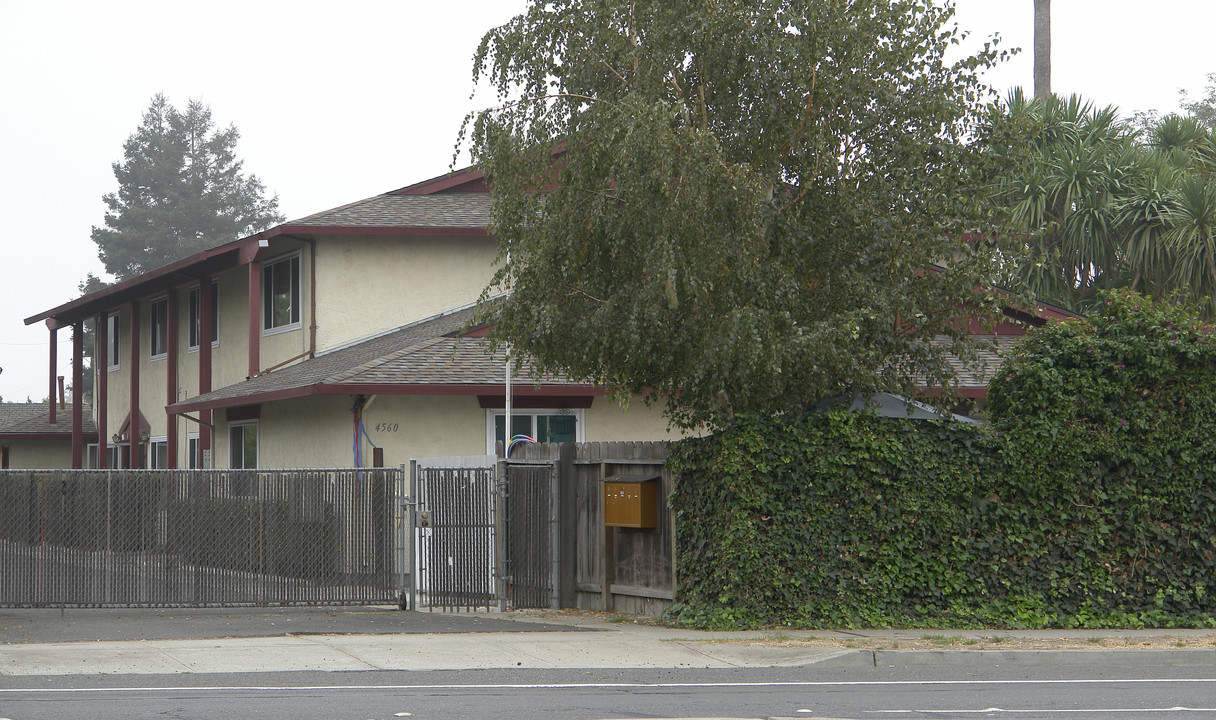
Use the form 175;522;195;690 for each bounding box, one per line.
0;468;404;607
411;457;497;612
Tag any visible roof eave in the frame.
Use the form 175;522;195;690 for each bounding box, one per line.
168;382;604;415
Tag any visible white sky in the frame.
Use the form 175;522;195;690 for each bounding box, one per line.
0;0;1212;401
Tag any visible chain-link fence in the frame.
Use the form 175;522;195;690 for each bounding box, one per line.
0;468;403;607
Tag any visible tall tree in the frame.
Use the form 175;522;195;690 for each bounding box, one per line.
91;94;284;280
1033;0;1051;100
465;0;1010;430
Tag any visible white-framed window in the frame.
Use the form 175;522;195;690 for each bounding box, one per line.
149;436;168;468
188;281;220;351
187;432;201;469
149;296;169;360
262;254;301;333
106;312;120;372
229;422;258;469
88;443;122;469
485;409;585;454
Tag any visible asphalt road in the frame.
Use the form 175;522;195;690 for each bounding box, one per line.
3;665;1216;720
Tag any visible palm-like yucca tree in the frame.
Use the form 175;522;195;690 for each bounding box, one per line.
1113;152;1179;292
995;91;1135;309
992;91;1216;317
1163;173;1216;310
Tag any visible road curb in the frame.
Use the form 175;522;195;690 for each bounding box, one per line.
811;648;1216;668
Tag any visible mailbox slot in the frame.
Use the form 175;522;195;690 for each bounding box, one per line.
603;476;659;528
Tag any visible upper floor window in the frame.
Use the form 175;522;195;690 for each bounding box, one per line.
149;296;168;359
188;281;220;350
263;254;301;332
106;312;120;372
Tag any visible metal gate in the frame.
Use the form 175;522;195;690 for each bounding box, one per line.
0;468;404;607
502;462;556;609
410;457;497;611
409;457;557;612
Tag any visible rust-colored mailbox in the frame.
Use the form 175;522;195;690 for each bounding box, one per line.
603;476;659;528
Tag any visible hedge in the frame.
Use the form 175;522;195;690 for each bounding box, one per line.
665;291;1216;628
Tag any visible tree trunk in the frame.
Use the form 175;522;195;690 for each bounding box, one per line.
1034;0;1051;100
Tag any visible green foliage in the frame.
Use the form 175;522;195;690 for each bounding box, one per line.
466;0;1011;430
92;94;284;280
988;90;1216;317
666;292;1216;628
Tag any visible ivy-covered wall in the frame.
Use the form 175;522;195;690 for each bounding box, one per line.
666;292;1216;628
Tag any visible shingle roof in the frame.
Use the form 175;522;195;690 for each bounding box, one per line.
288;193;491;229
170;305;590;412
0;403;98;435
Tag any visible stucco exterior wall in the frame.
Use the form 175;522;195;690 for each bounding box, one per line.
1;439;74;469
313;235;499;352
212;394;489;470
209;392;684;470
584;398;688;443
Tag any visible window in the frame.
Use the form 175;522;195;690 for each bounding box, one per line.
188;281;219;351
106;312;120;372
263;254;300;332
486;410;584;454
85;443;118;469
149;297;168;359
149;437;168;469
229;422;258;469
187;433;201;469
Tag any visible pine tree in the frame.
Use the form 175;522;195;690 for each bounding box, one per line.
91;94;285;280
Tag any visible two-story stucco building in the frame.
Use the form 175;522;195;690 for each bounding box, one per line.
18;164;679;470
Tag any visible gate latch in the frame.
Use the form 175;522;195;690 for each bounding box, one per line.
419;511;432;528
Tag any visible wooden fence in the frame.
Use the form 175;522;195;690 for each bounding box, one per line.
506;441;673;616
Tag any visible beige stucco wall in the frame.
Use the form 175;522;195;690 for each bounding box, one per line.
584;397;689;443
313;235;500;352
212;394;489;470
209;392;683;470
2;438;74;469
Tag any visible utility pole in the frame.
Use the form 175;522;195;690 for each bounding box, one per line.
1034;0;1051;100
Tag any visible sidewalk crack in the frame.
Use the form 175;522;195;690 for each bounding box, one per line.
293;635;384;670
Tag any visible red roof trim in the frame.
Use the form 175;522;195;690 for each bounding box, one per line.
389;165;487;195
24;237;259;327
0;432;100;441
168;385;322;414
168;382;604;414
319;383;604;397
275;225;490;238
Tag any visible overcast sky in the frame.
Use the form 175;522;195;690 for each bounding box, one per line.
1;1;1212;402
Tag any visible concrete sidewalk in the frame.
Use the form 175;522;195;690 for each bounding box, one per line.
2;606;1216;676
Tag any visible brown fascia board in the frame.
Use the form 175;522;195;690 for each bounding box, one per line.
168;382;603;415
24;236;261;329
274;225;489;238
389;165;487;195
0;432;99;441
